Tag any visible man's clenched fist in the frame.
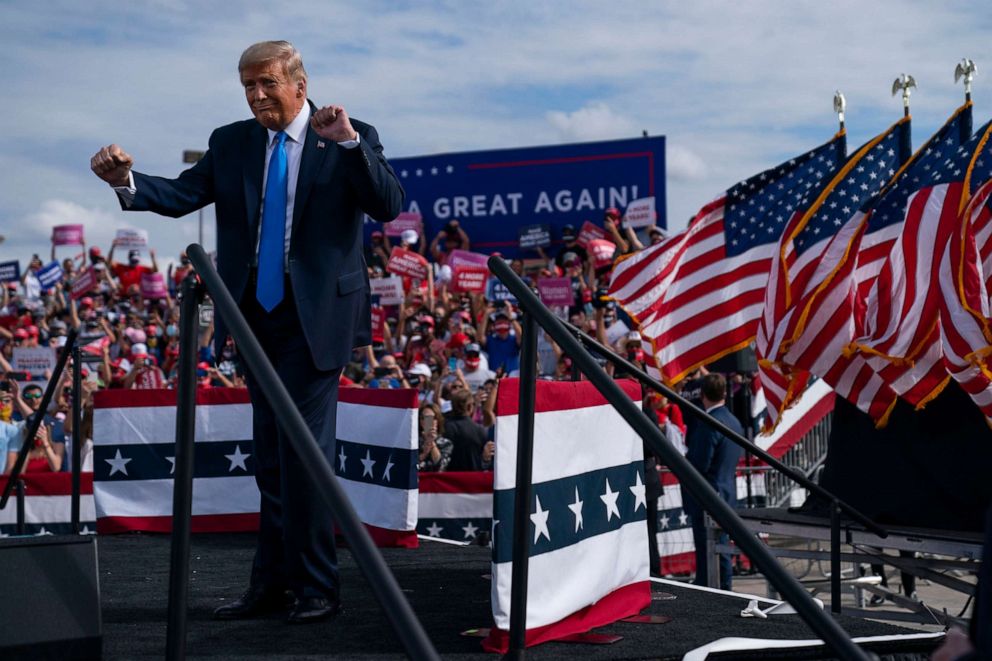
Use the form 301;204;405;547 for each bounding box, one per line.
310;105;359;143
90;144;133;187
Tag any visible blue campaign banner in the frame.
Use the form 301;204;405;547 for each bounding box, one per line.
0;260;19;283
370;136;665;259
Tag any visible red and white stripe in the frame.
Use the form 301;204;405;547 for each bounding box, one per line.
610;196;777;384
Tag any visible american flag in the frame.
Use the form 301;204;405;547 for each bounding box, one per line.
840;106;977;413
938;121;992;424
757;117;912;427
609;133;847;384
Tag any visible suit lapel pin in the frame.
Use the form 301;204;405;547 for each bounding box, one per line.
317;140;326;149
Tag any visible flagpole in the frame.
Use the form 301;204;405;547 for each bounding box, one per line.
955;58;977;103
891;73;917;117
833;91;846;132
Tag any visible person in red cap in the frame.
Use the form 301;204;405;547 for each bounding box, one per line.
109;241;159;291
602;206;631;254
123;346;166;389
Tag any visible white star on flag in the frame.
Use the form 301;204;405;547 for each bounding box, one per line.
462;522;479;538
382;455;395;482
530;495;551;543
360;450;376;478
426;521;443;537
105;449;132;476
629;472;647;511
660;513;670;529
600;478;621;522
224;445;250;472
567;487;584;532
338;447;347;472
165;456;175;475
679;511;689;526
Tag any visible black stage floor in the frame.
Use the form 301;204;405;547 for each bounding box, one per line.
99;533;939;659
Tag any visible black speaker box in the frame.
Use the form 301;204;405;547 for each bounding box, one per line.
0;535;101;659
706;346;758;373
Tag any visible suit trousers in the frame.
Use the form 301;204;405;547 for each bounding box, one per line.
241;278;342;600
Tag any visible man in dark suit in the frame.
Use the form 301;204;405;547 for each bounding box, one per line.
683;373;743;590
90;40;403;623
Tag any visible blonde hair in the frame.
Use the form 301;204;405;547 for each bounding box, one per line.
238;40;307;83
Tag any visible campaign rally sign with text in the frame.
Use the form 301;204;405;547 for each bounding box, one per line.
622;197;656;229
371;275;405;306
52;224;84;246
71;267;97;300
140;272;169;299
450;265;490;294
588;238;618;270
537;277;574;307
518;224;551;249
386;247;429;281
364;137;665;258
0;260;19;283
576;221;609;248
115;228;149;250
384;211;424;238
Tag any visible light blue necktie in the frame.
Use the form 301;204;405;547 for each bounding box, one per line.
257;131;288;311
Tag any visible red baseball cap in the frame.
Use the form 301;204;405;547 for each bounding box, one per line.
13;328;28;339
26;325;39;337
447;332;470;349
79;296;94;308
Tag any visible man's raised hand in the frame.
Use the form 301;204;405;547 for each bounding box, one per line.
310;105;358;143
90;144;133;187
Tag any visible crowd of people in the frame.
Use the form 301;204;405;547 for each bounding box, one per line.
0;210;689;479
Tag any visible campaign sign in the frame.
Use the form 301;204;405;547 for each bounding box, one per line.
371;275;405;306
140;272;168;299
384;211;424;238
365;136;666;259
446;249;490;269
115;228;148;250
486;278;517;303
13;347;57;376
576;221;608;248
537;277;574;307
37;261;63;289
0;260;19;283
52;224;84;246
518;224;551;250
451;265;489;294
588;239;618;270
370;306;385;340
623;197;656;229
387;247;429;281
71;267;97;300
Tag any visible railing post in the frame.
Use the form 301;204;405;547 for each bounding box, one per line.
165;274;203;661
71;344;82;534
15;479;25;535
505;312;538;661
831;500;842;614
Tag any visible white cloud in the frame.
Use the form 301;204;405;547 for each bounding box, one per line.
546;103;639;143
666;145;708;182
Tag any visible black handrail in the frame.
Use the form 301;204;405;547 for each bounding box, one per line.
0;327;78;509
71;343;82;533
488;257;871;661
181;244;439;661
560;320;887;538
165;274;202;661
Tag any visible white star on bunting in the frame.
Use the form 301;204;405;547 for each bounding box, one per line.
568;487;584;532
629;473;647;511
601;478;621;522
338;447;347;472
224;445;250;472
105;449;132;476
360;450;376;478
426;521;443;537
383;455;395;482
462;522;479;539
530;495;551;543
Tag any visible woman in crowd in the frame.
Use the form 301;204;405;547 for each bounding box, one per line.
417;402;452;472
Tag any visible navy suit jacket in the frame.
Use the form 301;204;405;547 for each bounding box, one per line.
123;101;403;370
683;404;744;519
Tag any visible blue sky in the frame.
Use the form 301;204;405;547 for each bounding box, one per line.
3;1;990;269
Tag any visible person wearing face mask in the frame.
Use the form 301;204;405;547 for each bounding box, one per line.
108;241;159;291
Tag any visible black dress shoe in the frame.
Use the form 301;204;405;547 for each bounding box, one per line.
213;585;293;620
287;597;341;624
